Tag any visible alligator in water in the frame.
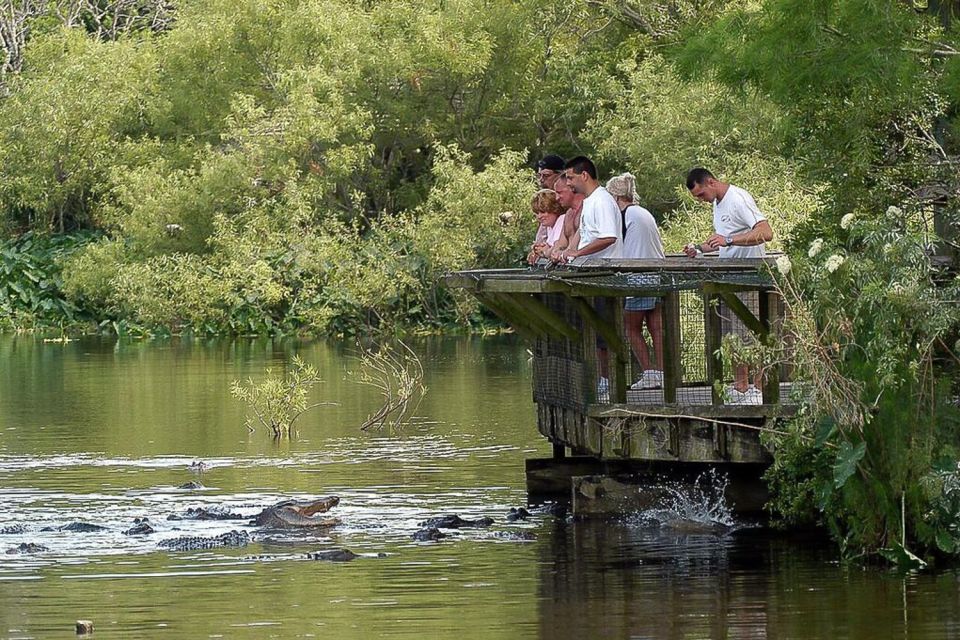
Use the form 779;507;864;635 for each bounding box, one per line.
123;518;155;535
253;497;340;528
418;515;494;529
40;522;107;533
6;542;48;554
167;506;244;521
412;527;447;541
158;530;250;551
506;507;531;522
306;548;359;562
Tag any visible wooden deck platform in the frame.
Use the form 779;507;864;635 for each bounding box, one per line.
446;256;794;465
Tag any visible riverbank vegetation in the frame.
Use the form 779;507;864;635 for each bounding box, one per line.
3;0;960;562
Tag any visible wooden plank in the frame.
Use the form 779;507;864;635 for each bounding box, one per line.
480;278;549;294
567;256;780;270
662;291;682;404
442;273;481;291
704;293;724;405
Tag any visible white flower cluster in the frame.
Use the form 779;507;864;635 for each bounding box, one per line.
825;254;845;273
840;213;855;230
808;238;824;258
886;205;903;217
775;255;792;276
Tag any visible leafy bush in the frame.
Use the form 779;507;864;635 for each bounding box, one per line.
0;231;95;330
767;205;960;560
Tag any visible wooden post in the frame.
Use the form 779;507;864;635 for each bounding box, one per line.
610;297;627;404
662;291;682;404
761;290;781;405
581;297;599;404
704;292;724;404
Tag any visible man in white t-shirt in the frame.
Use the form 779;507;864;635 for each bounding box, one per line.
683;168;773;405
556;156;623;400
558;156;622;262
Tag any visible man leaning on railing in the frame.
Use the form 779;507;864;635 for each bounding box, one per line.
683;167;774;405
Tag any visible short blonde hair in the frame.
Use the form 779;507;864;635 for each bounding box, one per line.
606;173;639;203
531;189;564;216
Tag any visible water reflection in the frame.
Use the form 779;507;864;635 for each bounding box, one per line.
0;335;958;639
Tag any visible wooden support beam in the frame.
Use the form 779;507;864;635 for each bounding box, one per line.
475;292;540;340
610;298;627;404
704;282;774;295
580;306;600;405
704;293;724;405
509;293;581;341
661;291;682;404
717;292;767;339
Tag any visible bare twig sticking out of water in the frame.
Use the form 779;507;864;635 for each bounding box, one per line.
230;355;336;438
350;340;427;431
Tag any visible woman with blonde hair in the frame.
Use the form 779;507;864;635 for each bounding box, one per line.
526;189;566;265
606;172;665;390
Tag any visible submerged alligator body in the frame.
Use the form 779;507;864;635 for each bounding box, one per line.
6;542;48;554
158;530;250;551
40;522;107;533
412;527;447;542
253;497;340;528
168;506;244;521
418;515;494;529
123;518;155;535
306;548;359;562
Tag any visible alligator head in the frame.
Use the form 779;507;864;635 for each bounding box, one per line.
254;497;341;528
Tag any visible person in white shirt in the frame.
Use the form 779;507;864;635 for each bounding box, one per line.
558;156;622;262
607;173;665;390
558;156;622;399
683;168;774;405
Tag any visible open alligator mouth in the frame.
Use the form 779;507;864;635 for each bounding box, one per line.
295;497;340;516
253;497;341;528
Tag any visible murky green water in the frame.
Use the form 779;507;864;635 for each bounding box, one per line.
0;335;958;639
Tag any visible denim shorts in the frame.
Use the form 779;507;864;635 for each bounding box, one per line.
624;273;658;312
625;296;657;312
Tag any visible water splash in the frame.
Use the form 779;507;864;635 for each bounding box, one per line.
627;468;737;533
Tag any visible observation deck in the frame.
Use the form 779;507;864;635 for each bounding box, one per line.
445;255;796;468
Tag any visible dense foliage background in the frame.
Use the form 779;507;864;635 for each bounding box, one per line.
3;0;960;561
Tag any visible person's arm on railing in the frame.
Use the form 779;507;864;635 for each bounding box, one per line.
706;220;773;250
684;241;717;257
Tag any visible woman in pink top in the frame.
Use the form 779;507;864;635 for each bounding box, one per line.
526;189;567;265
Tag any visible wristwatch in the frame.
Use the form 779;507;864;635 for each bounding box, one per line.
725;235;734;246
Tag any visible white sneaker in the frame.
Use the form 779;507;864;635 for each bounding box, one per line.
631;370;663;390
728;386;762;405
